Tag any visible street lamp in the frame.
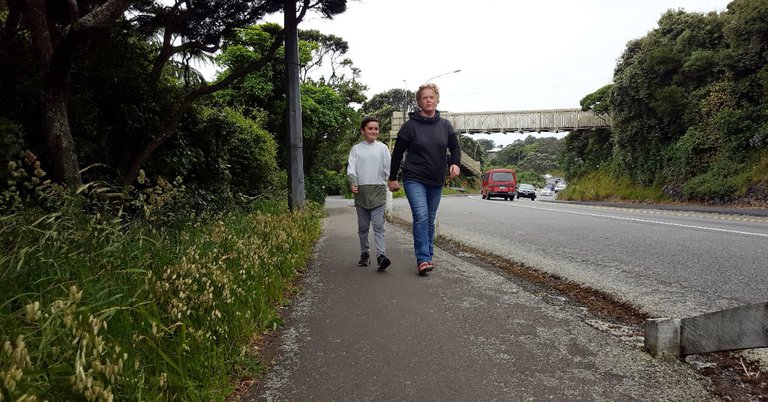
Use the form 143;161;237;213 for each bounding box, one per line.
473;140;483;172
392;79;407;149
424;69;461;83
402;79;408;116
474;141;482;160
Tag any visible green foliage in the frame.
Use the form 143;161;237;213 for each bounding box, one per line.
515;171;545;188
561;129;613;181
360;88;415;135
305;169;345;205
575;3;768;203
679;152;763;202
298;29;367;104
458;135;485;163
482;135;566;189
477;139;495;151
0;119;24;162
493;135;563;176
682;166;742;201
300;83;359;174
0;199;323;401
650;85;688;119
215;29;361;200
322;169;349;196
558;168;668;203
152;107;279;202
447;174;480;190
580;84;613;115
723;0;768;77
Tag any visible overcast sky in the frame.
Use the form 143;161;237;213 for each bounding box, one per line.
293;0;731;111
267;0;732;145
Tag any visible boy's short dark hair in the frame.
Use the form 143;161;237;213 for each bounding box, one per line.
360;116;380;130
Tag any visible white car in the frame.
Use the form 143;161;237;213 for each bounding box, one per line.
540;187;554;197
554;183;567;192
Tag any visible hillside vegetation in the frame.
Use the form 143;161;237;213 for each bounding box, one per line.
563;0;768;206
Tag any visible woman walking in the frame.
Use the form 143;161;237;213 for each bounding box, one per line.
388;83;461;275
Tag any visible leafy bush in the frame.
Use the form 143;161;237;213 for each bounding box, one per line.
304;173;327;205
681;159;750;202
0;119;24;163
153;107;279;201
683;170;739;201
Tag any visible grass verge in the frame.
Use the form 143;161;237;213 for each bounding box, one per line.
0;200;322;401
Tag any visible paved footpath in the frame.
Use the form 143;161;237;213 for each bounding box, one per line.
242;197;715;402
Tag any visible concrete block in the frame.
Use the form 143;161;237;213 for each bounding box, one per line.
681;302;768;356
644;318;681;358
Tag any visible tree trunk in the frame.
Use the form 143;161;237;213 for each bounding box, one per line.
23;0;134;188
41;84;81;187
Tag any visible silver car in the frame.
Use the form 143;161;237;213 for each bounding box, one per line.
516;183;537;200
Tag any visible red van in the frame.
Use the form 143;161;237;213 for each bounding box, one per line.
481;168;517;200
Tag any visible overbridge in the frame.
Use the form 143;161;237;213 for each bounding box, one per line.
389;108;611;176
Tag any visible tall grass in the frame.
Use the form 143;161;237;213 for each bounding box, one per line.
558;168;668;203
0;200;322;401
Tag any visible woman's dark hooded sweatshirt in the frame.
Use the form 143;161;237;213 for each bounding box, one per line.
389;110;461;186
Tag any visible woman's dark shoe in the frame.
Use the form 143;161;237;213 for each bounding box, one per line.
358;252;370;266
377;255;391;271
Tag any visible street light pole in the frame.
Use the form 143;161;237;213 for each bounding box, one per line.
473;140;483;173
393;79;407;149
424;69;461;83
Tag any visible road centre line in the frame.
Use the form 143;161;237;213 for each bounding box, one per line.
470;196;768;238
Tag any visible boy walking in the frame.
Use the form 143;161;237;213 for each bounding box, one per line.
347;116;391;271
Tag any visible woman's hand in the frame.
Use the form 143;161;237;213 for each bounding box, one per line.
351;184;358;194
449;164;460;178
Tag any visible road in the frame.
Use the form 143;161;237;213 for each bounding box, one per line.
245;198;718;401
390;195;768;318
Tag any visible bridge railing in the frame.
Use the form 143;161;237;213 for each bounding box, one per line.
443;109;611;133
388;108;611;177
390;108;611;138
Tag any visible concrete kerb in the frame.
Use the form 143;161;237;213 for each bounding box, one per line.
645;302;768;360
644;318;681;360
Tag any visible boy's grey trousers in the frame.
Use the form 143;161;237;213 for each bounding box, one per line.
356;204;386;257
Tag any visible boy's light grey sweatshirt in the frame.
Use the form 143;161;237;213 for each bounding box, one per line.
347;140;390;209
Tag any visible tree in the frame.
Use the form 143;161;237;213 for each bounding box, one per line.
123;0;348;183
580;83;613;118
561;129;612;180
458;135;483;162
360;88;416;135
492;135;564;176
477;139;495;151
2;0;135;187
610;9;727;185
212;24;362;200
1;0;348;187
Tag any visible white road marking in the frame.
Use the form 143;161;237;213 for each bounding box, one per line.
468;196;768;238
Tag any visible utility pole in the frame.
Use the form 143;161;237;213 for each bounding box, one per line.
398;80;407;148
284;0;305;210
